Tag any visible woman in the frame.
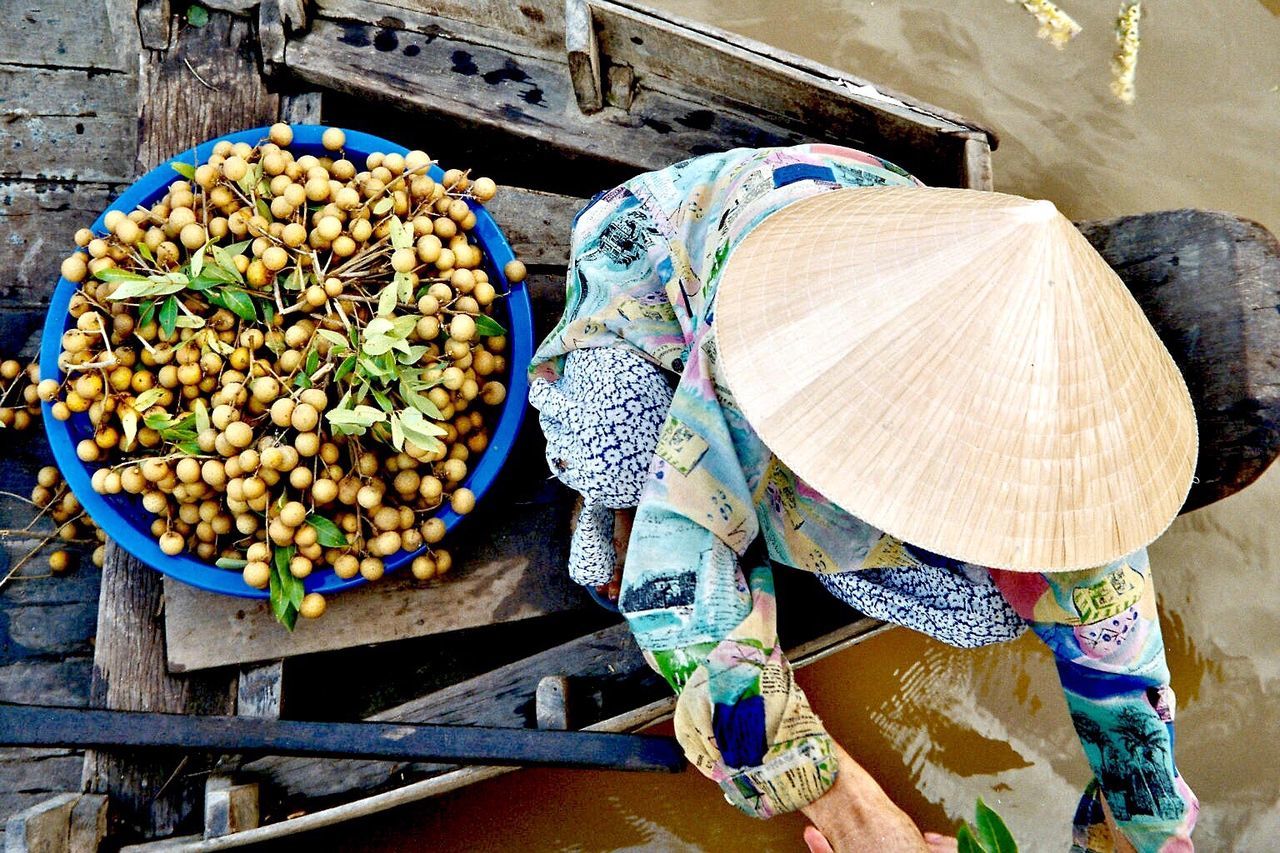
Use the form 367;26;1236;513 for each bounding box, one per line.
529;144;1198;851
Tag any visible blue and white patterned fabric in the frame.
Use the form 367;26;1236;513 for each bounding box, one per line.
530;347;672;586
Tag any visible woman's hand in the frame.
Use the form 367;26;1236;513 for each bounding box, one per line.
593;508;634;604
799;741;955;853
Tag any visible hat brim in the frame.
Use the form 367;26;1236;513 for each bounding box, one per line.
715;187;1197;572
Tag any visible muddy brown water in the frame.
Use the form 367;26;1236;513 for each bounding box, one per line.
309;1;1279;849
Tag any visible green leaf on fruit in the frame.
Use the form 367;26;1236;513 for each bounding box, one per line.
270;544;303;630
305;514;349;548
473;314;507;337
171;160;197;179
158;295;179;337
216;557;247;570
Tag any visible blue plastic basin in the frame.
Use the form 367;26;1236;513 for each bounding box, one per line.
40;126;533;598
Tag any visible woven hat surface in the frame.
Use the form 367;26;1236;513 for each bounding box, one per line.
715;186;1197;572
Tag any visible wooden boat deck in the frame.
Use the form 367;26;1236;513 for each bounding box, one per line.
1;0;1277;849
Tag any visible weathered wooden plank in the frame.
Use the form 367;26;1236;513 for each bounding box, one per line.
565;0;602;114
0;791;106;853
0;660;92;709
4;705;684;773
235;664;283;719
605;0;997;144
137;0;173;50
278;91;322;125
136;13;279;173
286;18;813;175
259;0;309;76
164;534;586;671
0;66;138;184
963;135;994;191
0;0;136;72
483;186;584;267
313;0;566;55
0;181;122;304
3;792;78;853
203;777;258;840
243;622;651;800
1078;210;1280;510
586;0;986;186
81;544;239;839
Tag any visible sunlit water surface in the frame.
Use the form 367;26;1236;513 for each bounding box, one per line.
312;1;1279;849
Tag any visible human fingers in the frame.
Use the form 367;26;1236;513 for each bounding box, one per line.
922;832;958;853
803;825;836;853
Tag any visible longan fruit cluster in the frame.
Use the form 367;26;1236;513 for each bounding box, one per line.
46;124;524;625
0;360;42;432
30;465;106;572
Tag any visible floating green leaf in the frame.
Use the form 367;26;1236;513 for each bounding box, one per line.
158;295;179;337
305;514;350;548
171;160;197;179
215;557;248;570
974;799;1017;853
956;798;1017;853
186;4;209;27
372;196;394;216
957;826;982;853
473;314;507;337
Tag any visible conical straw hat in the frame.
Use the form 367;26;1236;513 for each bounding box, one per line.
715;186;1197;572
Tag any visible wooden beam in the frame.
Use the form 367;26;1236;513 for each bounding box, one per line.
535;675;571;730
259;0;309;77
3;705;688;773
279;91;323;125
202;776;259;839
0;66;139;184
136;0;172;50
135;12;279;173
235;663;284;719
565;0;603;114
80;545;238;839
962;135;994;191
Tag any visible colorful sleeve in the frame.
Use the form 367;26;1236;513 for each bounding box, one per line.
990;550;1198;852
619;328;837;819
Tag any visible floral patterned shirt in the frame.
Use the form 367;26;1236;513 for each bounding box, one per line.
528;145;1197;851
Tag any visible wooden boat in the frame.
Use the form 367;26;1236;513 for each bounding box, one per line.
2;0;1278;849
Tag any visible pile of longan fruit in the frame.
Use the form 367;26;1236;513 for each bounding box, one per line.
0;360;42;432
43;124;525;624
